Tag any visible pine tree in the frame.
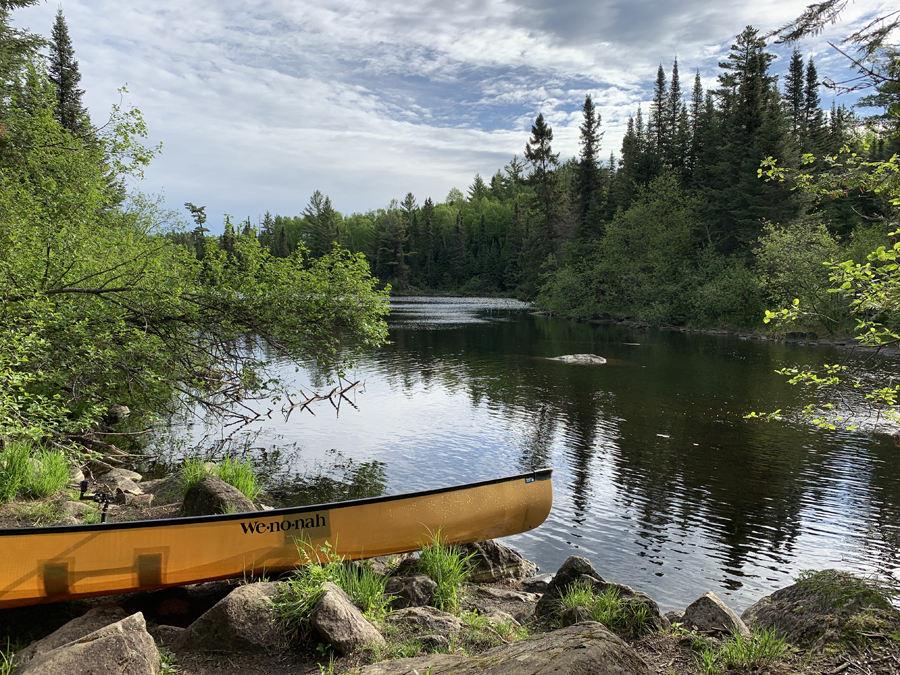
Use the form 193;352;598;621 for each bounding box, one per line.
784;49;806;140
376;200;411;287
666;59;688;174
803;57;826;153
524;113;559;250
468;174;488;201
649;64;668;154
575;94;603;239
705;26;798;255
303;191;339;257
259;211;276;252
48;8;88;135
420;198;435;287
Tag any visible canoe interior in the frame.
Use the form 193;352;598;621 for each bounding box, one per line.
0;469;552;608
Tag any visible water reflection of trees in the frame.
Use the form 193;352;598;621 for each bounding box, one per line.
265;450;387;507
360;312;900;584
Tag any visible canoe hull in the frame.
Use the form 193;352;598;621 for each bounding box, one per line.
0;470;552;609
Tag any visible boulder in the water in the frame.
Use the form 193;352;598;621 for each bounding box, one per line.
548;354;607;365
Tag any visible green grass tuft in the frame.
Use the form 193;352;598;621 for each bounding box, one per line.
274;541;391;645
417;527;474;613
216;456;261;501
180;456;261;501
0;441;32;503
695;626;788;674
556;580;652;637
0;440;71;505
21;447;70;498
1;638;17;675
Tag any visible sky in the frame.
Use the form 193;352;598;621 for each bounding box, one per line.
11;0;894;230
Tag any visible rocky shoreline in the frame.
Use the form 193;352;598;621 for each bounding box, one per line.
2;468;900;675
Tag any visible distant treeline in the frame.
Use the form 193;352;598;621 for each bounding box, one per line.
176;25;899;333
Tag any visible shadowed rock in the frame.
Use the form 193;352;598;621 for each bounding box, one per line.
385;606;464;635
535;556;669;632
354;622;650;675
181;582;286;652
310;582;385;654
14;605;128;666
181;475;255;516
384;574;436;609
741;570;900;649
458;539;538;583
684;592;750;638
16;612;159;675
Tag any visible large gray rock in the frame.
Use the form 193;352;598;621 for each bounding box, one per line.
385;606;465;635
310;582;386;654
15;612;159;675
684;592;750;638
534;556;668;633
469;586;538;603
363;552;416;577
181;581;286;652
741;569;900;649
354;622;650;675
58;500;91;518
521;573;554;593
139;475;186;505
535;556;601;617
14;605;128;666
384;574;436;609
96;468;144;495
548;354;607;365
181;474;255;516
458;539;538;583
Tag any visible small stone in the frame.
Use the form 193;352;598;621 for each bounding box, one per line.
58;500;90;518
419;634;450;653
311;582;385;654
181;475;255;516
386;606;464;635
521;573;554;593
457;539;538;583
665;609;685;624
130;493;154;507
384;574;436;609
684;592;750;638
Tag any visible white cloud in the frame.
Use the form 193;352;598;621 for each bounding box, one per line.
11;0;896;226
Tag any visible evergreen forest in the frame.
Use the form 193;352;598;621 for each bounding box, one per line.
178;24;898;337
2;0;899;442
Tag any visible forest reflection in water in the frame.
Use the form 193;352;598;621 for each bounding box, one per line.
147;297;900;612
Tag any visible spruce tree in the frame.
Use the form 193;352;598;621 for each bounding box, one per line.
420;198;435;287
649;64;668;154
666;59;688;174
468;174;488;201
303;191;339;258
524;113;559;250
48;8;88;135
706;26;798;255
784;49;806;140
803;57;826;153
575;94;603;239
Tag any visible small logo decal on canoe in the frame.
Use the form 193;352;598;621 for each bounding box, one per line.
239;511;330;538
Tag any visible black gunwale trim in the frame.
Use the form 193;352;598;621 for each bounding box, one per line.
0;468;552;537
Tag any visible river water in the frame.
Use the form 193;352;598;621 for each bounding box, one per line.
148;297;900;613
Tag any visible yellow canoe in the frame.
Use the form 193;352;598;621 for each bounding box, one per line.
0;469;552;609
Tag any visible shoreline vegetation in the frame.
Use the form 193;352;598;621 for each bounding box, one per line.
2;1;900;671
3;1;899;461
2;466;899;675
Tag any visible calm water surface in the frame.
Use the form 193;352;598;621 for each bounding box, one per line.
150;298;900;612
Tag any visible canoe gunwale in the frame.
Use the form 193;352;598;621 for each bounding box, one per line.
0;468;552;537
